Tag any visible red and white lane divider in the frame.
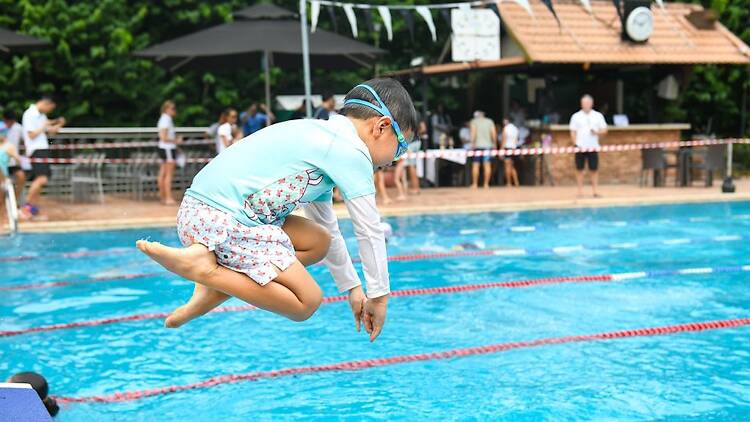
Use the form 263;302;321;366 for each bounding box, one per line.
0;247;133;263
53;316;750;404
27;138;750;164
2;233;744;292
3;264;747;338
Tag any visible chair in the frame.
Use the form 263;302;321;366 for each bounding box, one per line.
131;152;159;201
70;153;105;203
640;148;666;187
690;145;726;187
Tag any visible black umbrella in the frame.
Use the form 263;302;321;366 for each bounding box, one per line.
134;3;384;113
0;27;50;54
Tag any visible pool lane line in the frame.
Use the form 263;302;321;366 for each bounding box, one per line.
393;213;750;239
0;272;162;292
0;247;135;263
2;232;745;292
3;264;748;338
5;213;750;264
52;316;750;404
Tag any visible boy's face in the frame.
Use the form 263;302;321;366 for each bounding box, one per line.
363;116;413;168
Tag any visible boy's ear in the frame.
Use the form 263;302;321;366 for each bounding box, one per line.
374;116;392;137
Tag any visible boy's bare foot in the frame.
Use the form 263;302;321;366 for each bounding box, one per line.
136;240;219;282
165;283;230;328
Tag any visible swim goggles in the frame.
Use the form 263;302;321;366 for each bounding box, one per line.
344;84;409;160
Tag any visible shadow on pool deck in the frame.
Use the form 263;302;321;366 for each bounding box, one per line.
5;179;750;233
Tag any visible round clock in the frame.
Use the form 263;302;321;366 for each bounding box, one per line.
626;6;654;42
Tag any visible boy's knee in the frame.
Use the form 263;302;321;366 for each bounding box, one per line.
289;288;323;322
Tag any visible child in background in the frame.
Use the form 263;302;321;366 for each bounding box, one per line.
136;78;417;342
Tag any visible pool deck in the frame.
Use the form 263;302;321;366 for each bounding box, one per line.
7;179;750;233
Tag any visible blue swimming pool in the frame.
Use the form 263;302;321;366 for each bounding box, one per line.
3;201;750;420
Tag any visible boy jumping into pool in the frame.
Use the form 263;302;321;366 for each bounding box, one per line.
137;78;417;342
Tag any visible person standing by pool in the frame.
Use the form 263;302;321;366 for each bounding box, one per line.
3;110;26;204
501;117;520;187
157;100;182;205
393;119;424;200
22;96;65;218
469;110;497;189
313;92;336;120
215;108;238;155
136;78;417;342
570;94;607;198
240;103;275;137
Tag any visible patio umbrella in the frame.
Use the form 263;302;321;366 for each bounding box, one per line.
134;3;385;115
0;27;50;54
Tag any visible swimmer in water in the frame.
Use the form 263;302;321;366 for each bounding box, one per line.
136;79;417;342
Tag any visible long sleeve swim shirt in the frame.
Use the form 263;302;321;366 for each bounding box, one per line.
186;115;389;298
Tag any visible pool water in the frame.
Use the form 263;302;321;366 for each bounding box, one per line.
2;201;750;420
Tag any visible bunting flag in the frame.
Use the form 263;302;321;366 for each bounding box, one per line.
343;4;358;37
377;6;393;41
311;0;321;32
415;6;437;42
612;0;623;21
399;9;415;42
541;0;561;27
326;5;338;32
654;0;665;9
579;0;592;13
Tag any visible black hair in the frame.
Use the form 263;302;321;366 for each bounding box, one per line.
321;91;335;102
340;78;418;137
9;372;59;417
2;110;17;121
39;95;55;104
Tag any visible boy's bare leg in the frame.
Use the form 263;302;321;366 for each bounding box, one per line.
137;240;323;322
146;214;330;327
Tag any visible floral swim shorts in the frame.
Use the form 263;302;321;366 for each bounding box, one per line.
176;195;297;285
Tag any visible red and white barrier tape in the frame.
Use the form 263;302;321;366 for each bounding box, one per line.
26;138;750;164
53;316;750;404
45;139;214;150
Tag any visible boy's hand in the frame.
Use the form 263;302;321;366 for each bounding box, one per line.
363;294;388;342
347;286;366;332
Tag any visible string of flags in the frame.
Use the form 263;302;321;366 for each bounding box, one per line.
308;0;667;42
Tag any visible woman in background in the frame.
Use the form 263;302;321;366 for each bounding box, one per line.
157;100;182;205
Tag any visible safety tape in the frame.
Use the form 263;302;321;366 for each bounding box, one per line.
52;316;750;404
2;264;746;338
45;139;213;150
26;138;750;164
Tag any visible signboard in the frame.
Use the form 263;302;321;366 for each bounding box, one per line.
451;9;501;62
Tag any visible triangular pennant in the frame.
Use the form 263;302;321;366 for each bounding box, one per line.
326;5;338;32
311;1;321;33
654;0;665;9
415;6;437;42
541;0;561;27
363;8;377;34
343;4;358;38
579;0;592;13
377;6;393;41
440;9;451;28
510;0;534;16
399;9;415;42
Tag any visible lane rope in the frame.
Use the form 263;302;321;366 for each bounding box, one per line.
52;316;750;404
3;264;747;338
2;232;745;292
4;213;750;265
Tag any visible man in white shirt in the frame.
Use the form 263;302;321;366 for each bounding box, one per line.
569;94;607;197
22;96;65;215
501;117;520;187
2;111;26;204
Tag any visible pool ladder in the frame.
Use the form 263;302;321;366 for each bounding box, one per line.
3;179;18;235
